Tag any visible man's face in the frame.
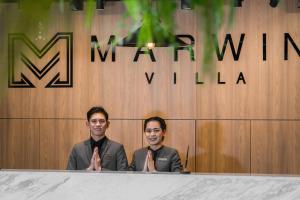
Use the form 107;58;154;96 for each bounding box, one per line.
145;121;165;146
87;112;109;139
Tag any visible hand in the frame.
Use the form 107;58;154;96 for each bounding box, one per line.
87;148;97;171
87;147;102;171
94;149;101;171
142;151;148;172
147;150;156;172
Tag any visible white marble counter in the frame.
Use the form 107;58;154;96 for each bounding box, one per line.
0;170;300;200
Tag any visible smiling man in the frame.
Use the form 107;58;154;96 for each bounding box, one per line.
129;116;182;172
66;106;128;171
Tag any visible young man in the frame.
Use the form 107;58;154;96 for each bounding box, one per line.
66;106;128;171
129;116;182;172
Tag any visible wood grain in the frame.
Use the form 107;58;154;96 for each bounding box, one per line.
0;1;299;174
0;119;40;169
196;120;250;173
39;119;87;169
105;120;143;163
251;120;300;174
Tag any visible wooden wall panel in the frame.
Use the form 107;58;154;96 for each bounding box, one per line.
142;120;196;172
0;0;299;174
0;0;299;119
105;120;143;163
39;119;142;169
39;119;87;169
0;119;39;169
251;121;300;174
195;1;300;119
0;120;2;168
196;120;250;173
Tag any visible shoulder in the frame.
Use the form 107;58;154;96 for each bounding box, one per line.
72;139;89;150
133;147;148;156
106;139;126;152
107;138;123;147
162;146;179;156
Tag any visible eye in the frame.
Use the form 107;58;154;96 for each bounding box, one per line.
145;129;152;133
145;128;161;133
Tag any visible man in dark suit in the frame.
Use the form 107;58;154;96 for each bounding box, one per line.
129;116;182;172
67;106;128;171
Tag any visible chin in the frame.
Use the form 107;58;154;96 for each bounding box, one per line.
148;141;159;145
93;132;105;137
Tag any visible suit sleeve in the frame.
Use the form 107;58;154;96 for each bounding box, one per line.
128;152;136;171
66;146;77;170
170;150;182;172
116;145;129;171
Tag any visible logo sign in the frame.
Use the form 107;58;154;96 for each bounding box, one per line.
8;32;73;88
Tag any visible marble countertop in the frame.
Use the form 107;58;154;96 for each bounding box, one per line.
0;170;300;200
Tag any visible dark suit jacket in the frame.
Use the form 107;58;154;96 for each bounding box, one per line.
66;138;128;171
129;146;182;172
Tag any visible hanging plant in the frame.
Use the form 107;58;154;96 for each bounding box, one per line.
1;0;236;74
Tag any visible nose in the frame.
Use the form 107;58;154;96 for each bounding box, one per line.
95;121;102;126
149;131;156;136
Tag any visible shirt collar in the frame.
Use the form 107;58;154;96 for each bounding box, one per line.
90;136;107;149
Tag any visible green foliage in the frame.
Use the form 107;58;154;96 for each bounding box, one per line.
1;0;236;73
123;0;177;46
122;0;235;72
85;0;96;28
12;0;53;29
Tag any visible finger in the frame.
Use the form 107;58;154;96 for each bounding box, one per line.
147;150;151;158
148;151;153;161
96;153;101;162
92;148;97;159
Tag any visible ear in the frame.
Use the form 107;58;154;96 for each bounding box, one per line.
106;120;110;128
161;131;166;142
86;120;90;128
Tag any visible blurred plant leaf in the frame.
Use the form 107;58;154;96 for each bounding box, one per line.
123;0;235;74
0;0;236;75
86;0;96;28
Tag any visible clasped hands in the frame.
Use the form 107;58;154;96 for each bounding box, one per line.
87;147;102;171
143;150;157;172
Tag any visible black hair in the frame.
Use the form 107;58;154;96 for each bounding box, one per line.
87;106;109;121
144;116;167;131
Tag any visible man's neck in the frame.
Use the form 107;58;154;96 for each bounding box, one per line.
149;144;163;151
91;134;105;142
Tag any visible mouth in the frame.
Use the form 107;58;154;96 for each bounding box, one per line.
147;137;158;142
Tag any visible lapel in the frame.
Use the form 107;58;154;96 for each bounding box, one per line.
142;148;148;171
83;139;92;162
101;138;111;159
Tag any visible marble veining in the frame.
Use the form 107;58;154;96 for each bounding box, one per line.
0;171;300;200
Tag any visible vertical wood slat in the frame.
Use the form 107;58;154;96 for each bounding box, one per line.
105;120;143;164
251;121;300;174
39;119;87;170
0;119;40;169
0;120;2;168
196;120;251;173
